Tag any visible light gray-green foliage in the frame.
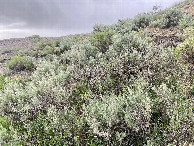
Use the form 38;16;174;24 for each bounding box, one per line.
60;37;75;52
178;14;194;29
0;1;193;145
84;80;152;139
150;8;186;28
60;38;98;66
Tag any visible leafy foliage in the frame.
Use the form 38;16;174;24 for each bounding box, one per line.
6;55;35;72
150;8;189;28
90;29;113;53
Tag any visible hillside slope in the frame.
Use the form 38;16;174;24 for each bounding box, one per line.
0;0;193;145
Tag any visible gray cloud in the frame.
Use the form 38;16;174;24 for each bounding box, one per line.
0;0;181;39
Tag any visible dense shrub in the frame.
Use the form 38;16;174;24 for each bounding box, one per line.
42;45;54;56
0;116;16;145
90;29;113;53
176;27;194;64
0;75;5;90
112;30;151;53
60;37;75;53
112;13;153;33
132;13;153;31
150;8;185;28
83;80;152;145
0;1;193;145
83;80;193;145
112;18;134;33
178;14;194;29
6;56;35;72
28;39;61;58
60;38;98;67
163;8;184;28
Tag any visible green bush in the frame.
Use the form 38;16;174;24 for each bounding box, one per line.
178;14;194;29
6;56;35;72
113;13;153;33
163;8;184;28
150;8;184;28
83;81;192;145
112;30;150;53
60;38;97;67
90;29;113;53
31;35;41;43
0;75;5;90
174;27;194;64
54;40;60;47
42;45;54;56
60;37;75;53
28;40;62;57
0;116;13;144
83;80;152;145
132;13;153;31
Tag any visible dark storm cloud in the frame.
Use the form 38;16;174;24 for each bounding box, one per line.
0;0;181;39
0;0;63;28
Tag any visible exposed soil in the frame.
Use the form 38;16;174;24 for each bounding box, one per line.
0;37;63;53
145;27;184;48
181;0;194;15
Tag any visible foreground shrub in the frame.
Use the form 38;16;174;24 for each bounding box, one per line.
83;80;152;145
83;80;192;145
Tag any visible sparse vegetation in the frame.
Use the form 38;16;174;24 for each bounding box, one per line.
0;0;193;145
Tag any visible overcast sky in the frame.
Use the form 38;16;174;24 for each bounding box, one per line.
0;0;181;40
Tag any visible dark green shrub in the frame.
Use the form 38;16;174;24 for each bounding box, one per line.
132;13;153;31
0;75;5;90
54;40;60;47
6;56;35;72
42;45;54;56
90;29;112;53
150;8;184;28
164;9;184;28
0;116;13;144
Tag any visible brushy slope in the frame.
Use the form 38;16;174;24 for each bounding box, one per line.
0;0;193;145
